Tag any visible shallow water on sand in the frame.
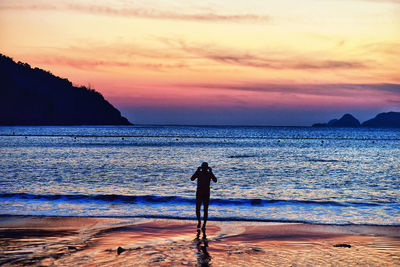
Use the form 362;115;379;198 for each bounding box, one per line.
1;217;399;266
0;126;399;224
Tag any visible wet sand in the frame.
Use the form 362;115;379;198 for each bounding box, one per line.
0;216;399;266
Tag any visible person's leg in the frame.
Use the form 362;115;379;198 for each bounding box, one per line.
196;196;202;228
202;195;210;230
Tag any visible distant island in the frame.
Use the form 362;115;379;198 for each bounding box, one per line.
313;112;400;128
0;54;131;125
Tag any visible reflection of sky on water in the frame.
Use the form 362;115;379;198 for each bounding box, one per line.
0;126;399;224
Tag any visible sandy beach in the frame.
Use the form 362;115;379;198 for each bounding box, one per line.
0;216;399;266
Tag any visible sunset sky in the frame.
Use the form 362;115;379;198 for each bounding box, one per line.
1;0;399;125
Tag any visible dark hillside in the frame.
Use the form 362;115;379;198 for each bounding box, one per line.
0;54;131;125
362;112;400;128
329;114;360;127
312;114;360;128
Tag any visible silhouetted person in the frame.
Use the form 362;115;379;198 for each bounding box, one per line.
191;162;217;229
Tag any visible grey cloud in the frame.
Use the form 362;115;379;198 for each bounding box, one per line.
179;83;400;97
162;39;367;70
31;57;130;71
0;3;269;23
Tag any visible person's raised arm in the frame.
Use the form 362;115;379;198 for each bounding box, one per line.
191;167;200;181
209;167;217;183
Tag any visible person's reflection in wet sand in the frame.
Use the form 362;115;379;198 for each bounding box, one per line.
195;228;211;266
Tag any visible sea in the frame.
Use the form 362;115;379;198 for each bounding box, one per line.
0;126;399;225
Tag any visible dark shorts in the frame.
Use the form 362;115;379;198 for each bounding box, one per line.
196;192;210;207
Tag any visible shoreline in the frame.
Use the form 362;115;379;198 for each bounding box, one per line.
1;214;400;227
1;215;399;266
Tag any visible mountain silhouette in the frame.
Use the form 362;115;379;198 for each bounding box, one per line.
313;112;400;128
362;112;400;128
329;114;360;127
313;114;360;127
0;54;131;125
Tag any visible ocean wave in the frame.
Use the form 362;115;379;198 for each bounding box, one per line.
0;193;387;207
229;154;259;158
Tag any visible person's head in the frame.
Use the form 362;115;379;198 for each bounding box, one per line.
201;162;208;171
